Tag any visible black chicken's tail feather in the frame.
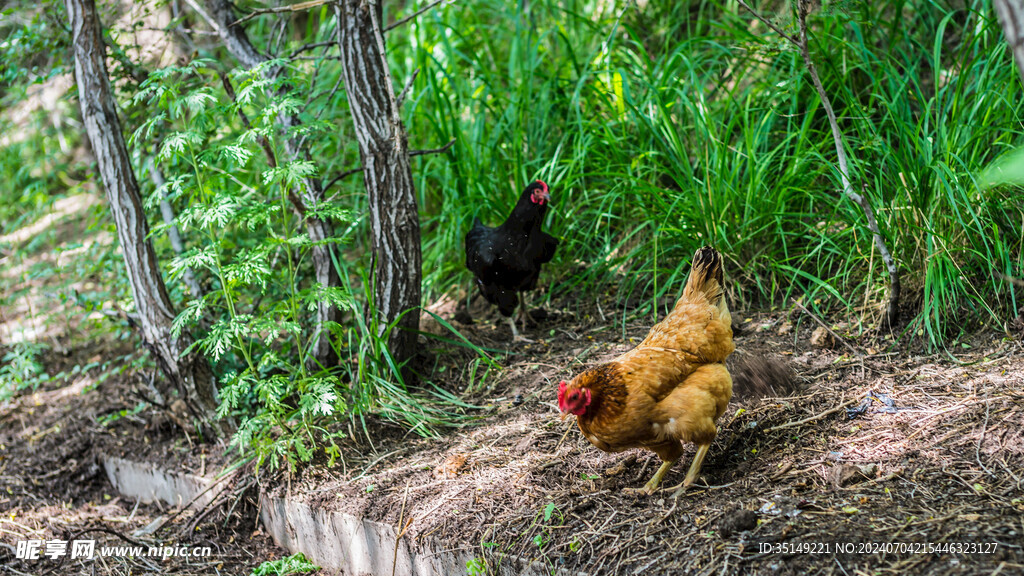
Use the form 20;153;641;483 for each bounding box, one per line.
682;246;725;305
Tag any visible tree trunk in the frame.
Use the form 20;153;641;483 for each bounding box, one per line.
191;0;341;369
147;156;204;300
336;0;422;365
66;0;227;438
994;0;1024;84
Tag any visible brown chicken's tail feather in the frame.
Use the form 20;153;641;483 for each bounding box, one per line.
682;246;725;305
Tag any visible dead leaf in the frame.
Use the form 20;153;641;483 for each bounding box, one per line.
433;453;468;479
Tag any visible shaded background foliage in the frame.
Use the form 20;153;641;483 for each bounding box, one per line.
1;0;1022;467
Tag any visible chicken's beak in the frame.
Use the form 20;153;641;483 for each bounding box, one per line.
560;411;569;421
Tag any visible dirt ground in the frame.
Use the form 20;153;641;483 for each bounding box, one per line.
2;294;1023;575
2;197;1023;575
0;334;292;576
276;301;1024;576
0;192;296;575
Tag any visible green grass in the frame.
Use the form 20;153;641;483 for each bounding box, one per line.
2;0;1023;464
385;0;1024;347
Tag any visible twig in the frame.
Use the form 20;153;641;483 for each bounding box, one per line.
312;9;348;123
270;13;289;56
322;139;455;193
383;0;450;32
793;299;861;357
765;396;861;432
392;481;413;576
734;0;796;43
975;390;994;475
218;71;278;169
738;0;901;327
322;166;366;193
231;0;333;28
995;270;1024;287
353;448;406;480
287;40;334;59
153;467;242;531
410;137;456;157
554;419;575;451
181;0;224;37
397;68;420;108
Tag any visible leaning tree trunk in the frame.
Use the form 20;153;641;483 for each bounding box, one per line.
191;0;341;369
336;0;422;365
994;0;1024;84
66;0;227;438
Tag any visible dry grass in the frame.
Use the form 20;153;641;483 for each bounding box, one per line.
279;320;1024;575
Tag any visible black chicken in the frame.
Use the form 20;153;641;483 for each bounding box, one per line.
465;180;559;341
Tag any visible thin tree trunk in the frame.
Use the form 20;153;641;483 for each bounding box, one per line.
737;0;901;329
792;1;900;328
147;156;204;299
994;0;1024;84
187;0;341;368
336;0;422;365
66;0;227;438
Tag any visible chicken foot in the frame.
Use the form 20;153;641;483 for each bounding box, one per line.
516;292;538;330
623;457;680;495
509;293;534;343
669;442;712;498
507;316;533;343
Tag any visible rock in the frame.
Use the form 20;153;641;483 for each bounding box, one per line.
828;463;872;488
432;453;468;479
810;327;834;349
604;454;637;476
857;463;878;478
719;508;759;537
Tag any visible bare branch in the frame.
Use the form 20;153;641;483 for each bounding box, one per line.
291;54;343;61
218;71;278;168
410;137;456;157
322;138;456;194
182;0;270;68
793;299;861;357
231;0;333;28
735;0;797;44
287;40;334;59
995;271;1024;288
180;0;222;35
384;0;450;32
738;0;901;328
322;166;365;194
310;10;349;122
397;68;419;108
270;14;289;56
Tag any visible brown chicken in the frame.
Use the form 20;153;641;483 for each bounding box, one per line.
557;246;734;497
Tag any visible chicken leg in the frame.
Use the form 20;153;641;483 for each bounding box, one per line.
508;316;532;342
509;293;534;343
516;293;535;332
622;457;680;495
669;442;712;498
